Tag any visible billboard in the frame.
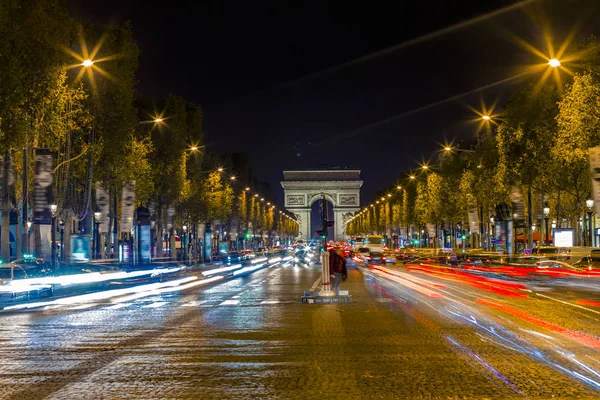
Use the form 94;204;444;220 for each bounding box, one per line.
95;183;110;233
71;234;90;263
33;149;54;224
553;229;574;247
139;224;151;263
120;181;136;233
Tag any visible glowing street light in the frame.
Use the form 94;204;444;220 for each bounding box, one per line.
82;59;94;67
444;146;452;151
217;167;224;172
482;115;491;121
409;175;416;180
190;146;198;151
245;187;250;191
230;176;236;181
153;118;164;123
396;186;402;190
548;58;561;68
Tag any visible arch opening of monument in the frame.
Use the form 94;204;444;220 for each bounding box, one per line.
281;169;362;242
310;198;334;241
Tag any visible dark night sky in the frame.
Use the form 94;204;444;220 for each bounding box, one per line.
68;0;600;207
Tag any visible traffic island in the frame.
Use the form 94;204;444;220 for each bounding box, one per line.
301;290;352;304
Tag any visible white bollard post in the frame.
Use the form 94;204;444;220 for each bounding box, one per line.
320;250;335;296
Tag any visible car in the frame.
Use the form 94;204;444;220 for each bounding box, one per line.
382;250;397;264
369;251;385;265
0;262;54;302
225;251;243;263
10;258;54;278
240;250;255;259
356;247;371;263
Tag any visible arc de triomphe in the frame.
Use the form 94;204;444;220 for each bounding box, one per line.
281;169;362;242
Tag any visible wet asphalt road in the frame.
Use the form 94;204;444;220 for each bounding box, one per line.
1;260;600;399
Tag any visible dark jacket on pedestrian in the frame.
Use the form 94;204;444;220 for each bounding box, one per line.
329;249;347;274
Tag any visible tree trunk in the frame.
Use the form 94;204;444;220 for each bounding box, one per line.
1;207;10;261
527;185;533;249
156;204;163;258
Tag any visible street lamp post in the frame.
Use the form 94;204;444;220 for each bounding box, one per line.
586;199;594;247
50;204;58;271
543;206;550;246
94;212;101;259
490;217;495;250
59;220;65;262
182;225;188;261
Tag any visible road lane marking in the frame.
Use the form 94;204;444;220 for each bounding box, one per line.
260;300;279;304
68;303;99;310
182;300;207;307
143;301;168;308
220;300;239;305
232;295;240;299
106;303;133;310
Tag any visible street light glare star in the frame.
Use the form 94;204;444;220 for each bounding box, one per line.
82;59;94;67
153;118;164;123
482;115;491;121
190;146;198;151
548;58;561;68
444;146;452;151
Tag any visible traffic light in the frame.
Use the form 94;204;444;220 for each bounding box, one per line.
461;232;466;240
245;231;251;240
315;229;327;239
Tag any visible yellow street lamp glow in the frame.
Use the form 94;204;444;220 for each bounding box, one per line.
190;146;198;151
245;187;250;191
153;118;164;123
230;176;236;180
422;165;429;170
482;115;491;121
397;186;402;190
217;167;224;172
410;175;416;180
260;198;264;201
254;194;259;197
444;146;452;151
548;58;561;68
82;59;94;67
387;193;392;197
381;197;385;201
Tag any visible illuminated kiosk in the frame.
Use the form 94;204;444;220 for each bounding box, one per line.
280;168;362;243
281;168;361;304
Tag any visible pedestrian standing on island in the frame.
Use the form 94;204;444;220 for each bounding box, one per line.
329;247;347;295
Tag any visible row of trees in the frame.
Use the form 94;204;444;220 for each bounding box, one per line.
0;0;297;260
347;37;600;249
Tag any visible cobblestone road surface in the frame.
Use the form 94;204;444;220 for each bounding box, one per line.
1;260;599;399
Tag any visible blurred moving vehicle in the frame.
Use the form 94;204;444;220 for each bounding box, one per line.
369;251;385;265
366;235;384;253
0;262;54;302
224;251;244;263
382;250;397;264
356;247;371;264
